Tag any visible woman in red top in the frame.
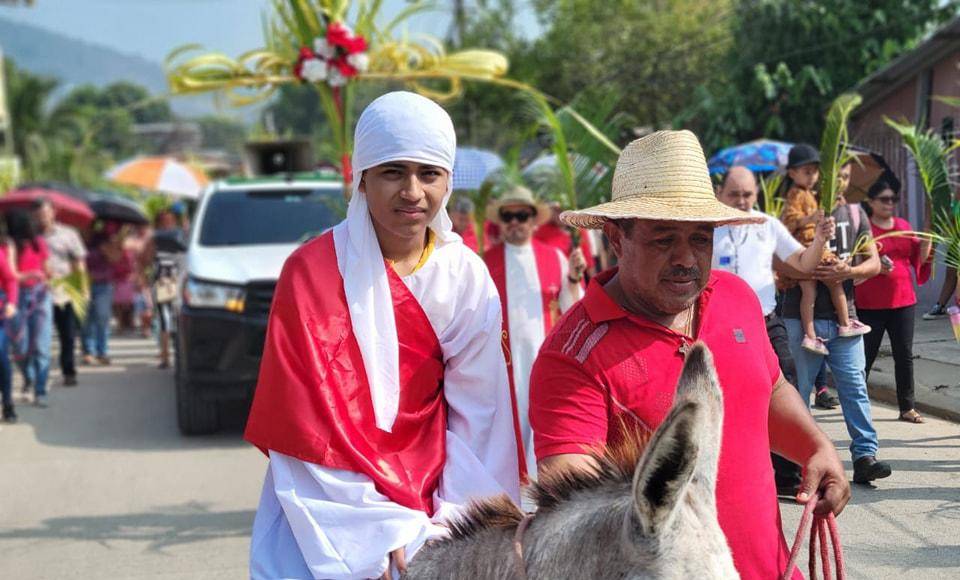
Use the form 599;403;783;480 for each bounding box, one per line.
6;210;52;408
855;178;933;423
0;235;20;422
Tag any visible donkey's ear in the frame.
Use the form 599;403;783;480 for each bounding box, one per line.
630;400;701;537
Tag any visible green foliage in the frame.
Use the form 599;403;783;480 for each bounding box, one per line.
196;115;249;152
676;0;958;153
759;173;784;217
818;93;861;212
884;118;957;217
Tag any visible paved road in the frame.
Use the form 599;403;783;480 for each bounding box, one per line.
0;336;957;579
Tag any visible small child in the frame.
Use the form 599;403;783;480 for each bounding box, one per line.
780;144;870;355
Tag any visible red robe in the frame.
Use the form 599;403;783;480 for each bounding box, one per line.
244;232;447;515
483;241;564;479
534;222;597;273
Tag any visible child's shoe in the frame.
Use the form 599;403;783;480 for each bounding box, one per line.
838;320;871;337
801;336;829;355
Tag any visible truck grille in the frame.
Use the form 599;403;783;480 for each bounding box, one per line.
245;281;277;318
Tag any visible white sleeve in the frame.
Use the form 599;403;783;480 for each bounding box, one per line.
434;254;521;511
250;452;445;580
770;217;804;261
557;248;584;312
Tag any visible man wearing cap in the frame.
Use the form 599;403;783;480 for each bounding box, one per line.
483;185;586;477
529;130;849;580
245;92;520;580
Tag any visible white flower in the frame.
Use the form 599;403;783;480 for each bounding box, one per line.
347;52;370;72
327;68;348;87
313;37;336;59
301;58;328;83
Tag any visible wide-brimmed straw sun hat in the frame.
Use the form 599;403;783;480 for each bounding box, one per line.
486;184;551;226
560;130;762;229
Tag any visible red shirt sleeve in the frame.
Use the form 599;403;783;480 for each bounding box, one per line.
529;350;608;460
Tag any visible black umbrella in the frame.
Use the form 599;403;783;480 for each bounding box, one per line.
88;194;149;225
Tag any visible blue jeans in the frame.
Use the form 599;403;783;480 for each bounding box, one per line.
14;285;53;397
83;282;114;358
0;315;12;409
785;318;879;460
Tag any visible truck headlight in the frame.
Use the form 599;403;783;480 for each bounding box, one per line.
183;278;246;313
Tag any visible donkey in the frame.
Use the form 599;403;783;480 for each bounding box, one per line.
403;342;739;580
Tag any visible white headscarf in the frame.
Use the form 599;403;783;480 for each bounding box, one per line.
332;91;459;432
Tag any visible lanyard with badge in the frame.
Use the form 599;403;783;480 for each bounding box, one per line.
719;222;766;275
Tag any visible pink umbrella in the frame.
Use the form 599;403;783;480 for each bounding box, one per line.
0;188;95;228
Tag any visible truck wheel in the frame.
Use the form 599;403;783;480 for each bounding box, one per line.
175;339;220;435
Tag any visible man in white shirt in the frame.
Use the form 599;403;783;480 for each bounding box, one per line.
713;165;833;495
483;185;586;478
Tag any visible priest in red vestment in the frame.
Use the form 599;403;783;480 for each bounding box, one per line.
245;91;520;580
483;185;586;478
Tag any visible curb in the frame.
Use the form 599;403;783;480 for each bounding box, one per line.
867;372;960;424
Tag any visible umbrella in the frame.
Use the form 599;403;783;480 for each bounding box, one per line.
13;181;94;201
708;139;793;175
0;188;95;228
453;147;504;191
107;156;209;199
88;194;149;226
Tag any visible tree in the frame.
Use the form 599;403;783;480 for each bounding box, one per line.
196;115;248;152
677;0;960;153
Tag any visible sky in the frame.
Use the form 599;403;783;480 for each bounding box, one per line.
0;0;536;63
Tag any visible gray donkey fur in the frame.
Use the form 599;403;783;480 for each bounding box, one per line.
402;342;739;580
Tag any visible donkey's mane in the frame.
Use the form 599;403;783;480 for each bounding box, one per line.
447;429;651;542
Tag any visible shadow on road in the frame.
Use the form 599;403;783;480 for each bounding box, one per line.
0;502;255;553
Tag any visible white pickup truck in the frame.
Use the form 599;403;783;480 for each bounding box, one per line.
176;172;343;434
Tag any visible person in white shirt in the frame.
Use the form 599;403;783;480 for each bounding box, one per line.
482;185;586;478
713;165;833;496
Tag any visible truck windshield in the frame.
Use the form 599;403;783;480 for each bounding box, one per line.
198;187;343;246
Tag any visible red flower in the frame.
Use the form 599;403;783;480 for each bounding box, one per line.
333;56;358;78
326;21;367;54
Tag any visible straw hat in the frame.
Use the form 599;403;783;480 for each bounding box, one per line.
560;130;762;229
486;184;551;226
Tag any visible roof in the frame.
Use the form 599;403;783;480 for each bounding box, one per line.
218;171;343;189
855;17;960;114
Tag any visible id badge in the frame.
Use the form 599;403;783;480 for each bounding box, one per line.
719;255;732;266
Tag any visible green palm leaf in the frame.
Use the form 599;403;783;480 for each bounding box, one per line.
759;173;784;217
883;118;957;218
818;93;862;212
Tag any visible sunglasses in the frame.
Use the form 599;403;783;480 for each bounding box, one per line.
874;195;900;204
499;210;536;223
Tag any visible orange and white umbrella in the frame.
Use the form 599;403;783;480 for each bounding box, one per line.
107;156;209;199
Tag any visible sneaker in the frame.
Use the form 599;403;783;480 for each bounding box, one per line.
838;320;872;337
34;395;49;408
2;405;16;423
63;375;78;387
922;303;946;320
815;389;840;409
801;336;829;355
852;456;892;484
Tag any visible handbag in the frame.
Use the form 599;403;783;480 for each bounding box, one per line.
154;276;178;304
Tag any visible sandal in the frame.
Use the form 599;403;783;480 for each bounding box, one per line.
899;409;925;424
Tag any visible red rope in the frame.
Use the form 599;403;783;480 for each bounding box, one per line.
782;491;846;580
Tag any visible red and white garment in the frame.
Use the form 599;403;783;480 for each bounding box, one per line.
485;240;583;478
245;92;519;580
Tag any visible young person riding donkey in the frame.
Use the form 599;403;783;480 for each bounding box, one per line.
244;92;520;580
527;131;851;579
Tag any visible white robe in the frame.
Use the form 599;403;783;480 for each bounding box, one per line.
503;242;583;477
250;241;520;580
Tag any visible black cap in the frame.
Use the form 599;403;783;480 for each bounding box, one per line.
787;144;820;169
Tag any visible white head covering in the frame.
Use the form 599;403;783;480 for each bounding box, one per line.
332;91;458;432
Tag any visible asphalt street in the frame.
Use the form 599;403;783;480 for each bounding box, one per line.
0;336;957;579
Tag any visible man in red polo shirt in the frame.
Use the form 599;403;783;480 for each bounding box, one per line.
529;130;850;580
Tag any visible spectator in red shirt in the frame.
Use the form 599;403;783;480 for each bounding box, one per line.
529;131;849;580
855;177;933;424
5;210;53;408
0;239;19;422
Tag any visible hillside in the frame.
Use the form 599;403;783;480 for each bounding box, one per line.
0;16;248;120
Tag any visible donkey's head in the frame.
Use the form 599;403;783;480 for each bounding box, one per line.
620;342;737;578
